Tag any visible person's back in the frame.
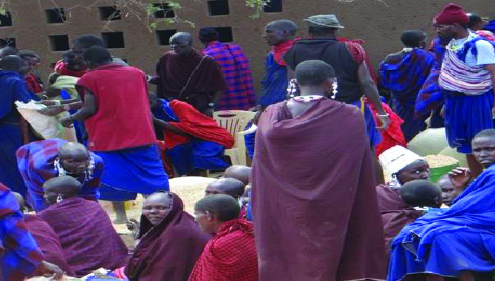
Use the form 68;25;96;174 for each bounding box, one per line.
39;196;128;276
77;64;155;151
190;195;258;281
252;60;386;281
379;30;436;141
285;39;361;103
200;28;256;111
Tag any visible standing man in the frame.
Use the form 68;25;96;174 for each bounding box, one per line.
283;15;390;147
0;56;35;197
259;20;298;108
199;27;256;111
379;30;436;141
18;50;44;95
252;60;386;281
61;46;169;224
434;3;495;176
153;32;228;116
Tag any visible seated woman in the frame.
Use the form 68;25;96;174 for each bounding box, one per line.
149;92;234;176
388;129;495;281
190;194;258;281
125;192;210;281
38;176;128;277
377;145;430;213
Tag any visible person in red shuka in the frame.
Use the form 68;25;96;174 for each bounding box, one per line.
190;194;258;281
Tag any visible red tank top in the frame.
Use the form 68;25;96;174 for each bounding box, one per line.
77;64;156;151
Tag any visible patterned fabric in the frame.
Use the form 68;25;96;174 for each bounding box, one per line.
188;219;258;281
415;38;449;116
439;37;493;95
38;197;128;277
0;183;43;281
379;49;436;141
16;139;104;212
203;41;256;110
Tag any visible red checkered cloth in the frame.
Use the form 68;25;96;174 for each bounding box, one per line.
188;219;258;281
203;41;256;110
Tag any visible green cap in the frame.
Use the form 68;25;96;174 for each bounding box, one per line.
304;14;345;29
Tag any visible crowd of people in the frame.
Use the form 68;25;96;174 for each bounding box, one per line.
1;2;495;281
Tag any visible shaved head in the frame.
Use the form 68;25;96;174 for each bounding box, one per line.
58;142;89;159
145;191;172;205
266;20;298;35
44;176;82;196
195;194;240;222
205;178;245;199
0;55;25;72
400;180;442;208
224;165;251;185
0;46;19;59
170;32;193;45
295;60;335;86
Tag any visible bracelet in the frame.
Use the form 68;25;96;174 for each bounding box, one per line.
54;100;61;106
376;113;389;117
63;104;71;111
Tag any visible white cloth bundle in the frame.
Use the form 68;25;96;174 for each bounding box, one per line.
15;100;77;142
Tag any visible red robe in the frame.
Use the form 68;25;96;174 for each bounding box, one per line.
38;197;128;277
164;100;234;149
189;219;258;281
24;214;74;276
252;99;386;281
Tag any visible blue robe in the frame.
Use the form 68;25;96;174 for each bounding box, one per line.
0;71;35;197
258;53;288;107
388;164;495;280
0;183;43;281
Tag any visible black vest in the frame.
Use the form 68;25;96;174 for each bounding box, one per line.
284;39;362;103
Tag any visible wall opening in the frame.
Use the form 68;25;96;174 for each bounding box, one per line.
213;26;233;42
207;0;229;16
153;3;175;18
49;35;70;51
0;37;16;48
156;29;177;45
45;8;67;23
99;6;122;21
263;0;282;13
0;12;13;27
102;32;125;48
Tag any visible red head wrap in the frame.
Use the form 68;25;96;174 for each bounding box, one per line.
435;3;469;25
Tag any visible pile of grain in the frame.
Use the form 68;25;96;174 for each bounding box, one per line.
424;155;459;168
